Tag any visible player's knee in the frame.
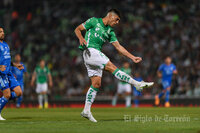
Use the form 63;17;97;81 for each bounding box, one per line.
4;93;11;99
93;82;101;88
15;89;23;97
166;87;170;91
105;61;117;73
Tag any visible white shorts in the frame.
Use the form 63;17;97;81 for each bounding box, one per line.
117;83;131;94
36;83;48;94
83;48;110;77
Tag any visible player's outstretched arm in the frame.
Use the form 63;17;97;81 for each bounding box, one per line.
112;41;142;63
157;71;162;78
173;70;178;75
48;73;53;88
74;24;87;46
30;71;36;87
11;62;24;70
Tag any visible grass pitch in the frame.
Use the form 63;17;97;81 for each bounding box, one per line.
0;107;199;133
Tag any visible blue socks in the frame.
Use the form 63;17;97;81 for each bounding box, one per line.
10;91;17;100
165;90;170;102
158;92;164;98
0;96;9;113
134;98;139;107
16;96;23;107
158;90;170;102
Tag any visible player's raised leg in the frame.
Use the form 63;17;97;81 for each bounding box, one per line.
105;61;154;91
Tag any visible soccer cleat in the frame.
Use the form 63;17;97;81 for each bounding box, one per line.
155;95;160;106
16;104;21;108
44;102;48;109
39;105;43;109
135;81;154;92
165;102;170;108
81;111;97;123
0;114;6;120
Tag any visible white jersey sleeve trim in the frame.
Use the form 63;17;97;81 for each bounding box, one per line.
109;40;118;43
82;23;86;29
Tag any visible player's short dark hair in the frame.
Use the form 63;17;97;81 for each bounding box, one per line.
165;55;171;59
108;9;121;18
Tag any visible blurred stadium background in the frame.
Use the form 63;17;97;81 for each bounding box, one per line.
0;0;200;107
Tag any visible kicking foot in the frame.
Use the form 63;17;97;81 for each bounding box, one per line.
0;114;6;120
135;81;154;92
81;111;97;123
155;95;160;106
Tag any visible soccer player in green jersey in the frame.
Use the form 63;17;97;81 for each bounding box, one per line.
75;9;154;122
112;61;132;107
31;59;53;109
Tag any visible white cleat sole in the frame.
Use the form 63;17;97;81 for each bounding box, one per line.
136;81;154;92
0;116;6;120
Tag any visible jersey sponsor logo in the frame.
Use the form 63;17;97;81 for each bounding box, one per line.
3;50;11;59
95;27;100;31
94;33;106;42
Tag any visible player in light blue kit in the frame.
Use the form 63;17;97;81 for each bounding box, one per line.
0;27;23;120
11;54;28;108
155;56;177;107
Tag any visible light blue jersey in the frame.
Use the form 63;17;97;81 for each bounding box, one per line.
0;41;11;74
158;63;176;89
11;62;26;86
0;41;19;91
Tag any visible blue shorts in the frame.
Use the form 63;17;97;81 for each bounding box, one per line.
133;87;142;97
0;73;20;91
162;80;171;89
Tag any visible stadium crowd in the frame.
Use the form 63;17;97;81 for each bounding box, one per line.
0;0;200;100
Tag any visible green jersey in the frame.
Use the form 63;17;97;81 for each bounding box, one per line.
35;66;50;84
119;67;131;84
79;17;118;51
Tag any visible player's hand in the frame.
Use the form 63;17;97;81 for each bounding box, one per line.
30;81;34;87
0;65;6;71
79;38;87;46
14;63;24;70
132;56;142;63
